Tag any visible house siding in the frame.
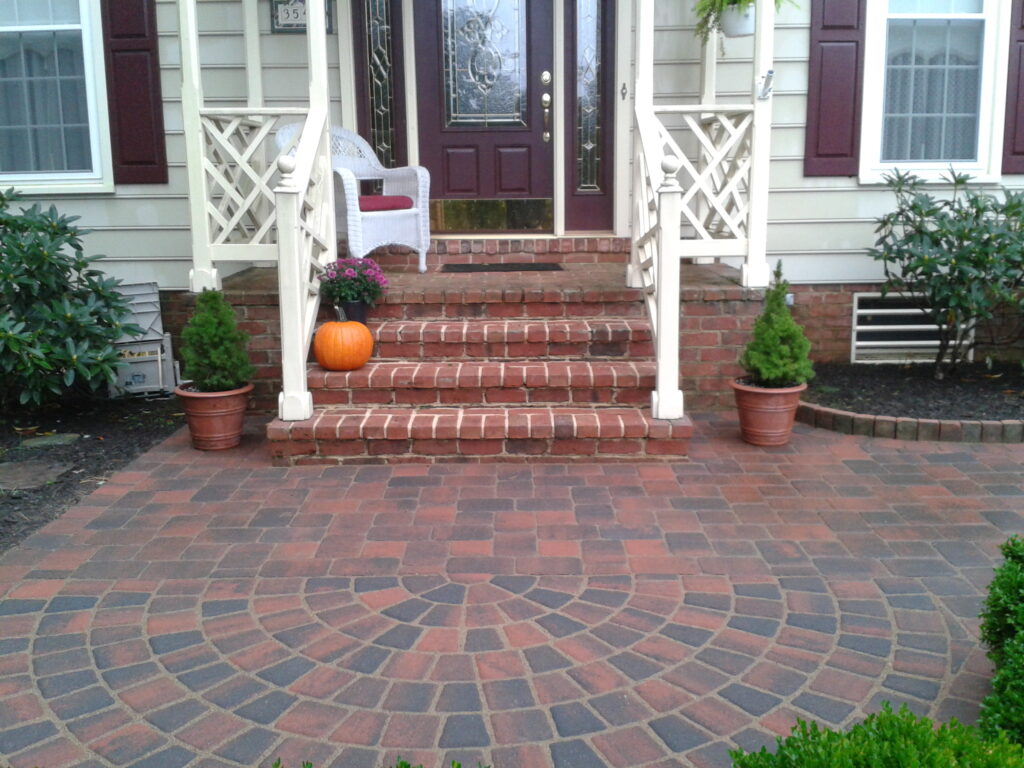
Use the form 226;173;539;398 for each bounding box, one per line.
655;2;1024;285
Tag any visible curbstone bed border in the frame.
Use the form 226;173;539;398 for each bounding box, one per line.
797;401;1024;443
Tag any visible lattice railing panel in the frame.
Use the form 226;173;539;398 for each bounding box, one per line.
200;110;306;246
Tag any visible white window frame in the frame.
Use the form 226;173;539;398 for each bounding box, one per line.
0;0;113;194
860;0;1011;184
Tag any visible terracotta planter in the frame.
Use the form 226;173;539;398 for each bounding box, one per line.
731;379;807;446
174;382;253;450
720;4;755;37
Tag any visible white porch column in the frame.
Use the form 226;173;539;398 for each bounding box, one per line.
179;0;218;291
628;0;656;289
743;0;776;289
651;157;684;420
242;0;263;108
306;0;336;251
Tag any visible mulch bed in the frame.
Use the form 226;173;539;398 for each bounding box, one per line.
0;396;185;555
803;361;1024;421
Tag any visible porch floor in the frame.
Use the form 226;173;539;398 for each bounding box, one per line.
0;416;1016;768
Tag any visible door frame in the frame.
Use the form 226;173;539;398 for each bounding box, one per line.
339;0;634;236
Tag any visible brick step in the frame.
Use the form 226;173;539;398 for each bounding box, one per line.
373;287;644;321
371;319;653;360
308;361;655;407
366;237;631;271
267;407;693;465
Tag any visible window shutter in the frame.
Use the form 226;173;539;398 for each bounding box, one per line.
1004;0;1024;174
803;0;866;176
101;0;168;184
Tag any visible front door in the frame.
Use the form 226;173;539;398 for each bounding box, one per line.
414;0;554;229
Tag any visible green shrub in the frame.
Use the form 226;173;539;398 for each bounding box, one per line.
981;536;1024;668
0;188;141;406
980;633;1024;744
739;262;814;388
870;169;1024;380
179;289;254;392
731;703;1024;768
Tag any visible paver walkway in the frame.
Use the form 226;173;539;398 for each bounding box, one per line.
0;417;1022;768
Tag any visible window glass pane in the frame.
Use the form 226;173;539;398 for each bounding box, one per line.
63;126;89;169
31;127;64;170
0;34;24;78
0;128;31;171
0;81;27;125
0;0;16;24
576;0;602;192
55;31;83;75
443;0;527;127
889;0;982;13
59;77;86;123
22;32;57;76
881;19;982;162
51;0;81;24
361;0;397;168
16;0;53;25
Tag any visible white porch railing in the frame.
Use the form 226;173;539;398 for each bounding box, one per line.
276;107;336;421
630;0;775;421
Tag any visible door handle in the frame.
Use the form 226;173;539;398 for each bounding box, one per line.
541;92;552;143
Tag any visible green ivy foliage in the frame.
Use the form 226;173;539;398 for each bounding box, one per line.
739;262;814;388
870;169;1024;379
731;703;1024;768
179;289;254;392
0;188;141;407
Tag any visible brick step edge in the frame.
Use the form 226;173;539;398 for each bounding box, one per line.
267;408;693;464
797;401;1024;443
371;319;653;360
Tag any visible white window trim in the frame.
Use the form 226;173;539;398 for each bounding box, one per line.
859;0;1011;184
0;0;114;195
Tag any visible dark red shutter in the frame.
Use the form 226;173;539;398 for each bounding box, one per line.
101;0;168;184
1003;0;1024;173
803;0;866;176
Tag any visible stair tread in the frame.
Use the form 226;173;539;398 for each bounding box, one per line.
373;318;652;340
268;406;693;440
309;360;656;389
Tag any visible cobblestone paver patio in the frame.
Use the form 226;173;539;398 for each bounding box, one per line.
0;417;1021;768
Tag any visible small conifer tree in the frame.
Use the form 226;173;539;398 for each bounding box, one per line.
180;290;254;392
739;262;814;387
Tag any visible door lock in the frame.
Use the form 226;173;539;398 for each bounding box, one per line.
541;92;552;143
541;70;552;85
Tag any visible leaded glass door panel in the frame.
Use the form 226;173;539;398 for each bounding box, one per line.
414;0;554;210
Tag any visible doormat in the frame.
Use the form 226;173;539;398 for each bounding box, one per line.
440;263;563;273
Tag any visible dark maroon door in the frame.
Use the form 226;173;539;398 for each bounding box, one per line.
413;0;554;200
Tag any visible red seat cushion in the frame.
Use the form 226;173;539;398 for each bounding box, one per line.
358;195;414;212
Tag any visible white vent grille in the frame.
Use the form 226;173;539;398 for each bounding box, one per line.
851;292;973;364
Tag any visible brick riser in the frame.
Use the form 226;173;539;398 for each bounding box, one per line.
367;237;630;271
268;407;692;464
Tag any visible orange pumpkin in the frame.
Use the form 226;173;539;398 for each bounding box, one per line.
313;321;374;371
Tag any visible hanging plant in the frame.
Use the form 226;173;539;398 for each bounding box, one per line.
694;0;790;43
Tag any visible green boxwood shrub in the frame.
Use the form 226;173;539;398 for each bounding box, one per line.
731;703;1024;768
0;188;141;406
981;633;1024;744
981;536;1024;668
179;289;254;392
739;262;814;388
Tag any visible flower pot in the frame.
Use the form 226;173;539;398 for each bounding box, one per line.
337;301;369;325
731;379;806;446
720;4;756;37
174;382;253;450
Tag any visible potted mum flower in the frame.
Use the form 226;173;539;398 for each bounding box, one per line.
317;256;389;325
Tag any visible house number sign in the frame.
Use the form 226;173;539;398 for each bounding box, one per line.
270;0;335;34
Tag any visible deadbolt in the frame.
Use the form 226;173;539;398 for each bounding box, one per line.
541;70;552;85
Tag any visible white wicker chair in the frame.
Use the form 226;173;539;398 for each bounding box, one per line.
276;124;431;272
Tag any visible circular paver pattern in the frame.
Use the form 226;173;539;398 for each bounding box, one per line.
0;573;985;768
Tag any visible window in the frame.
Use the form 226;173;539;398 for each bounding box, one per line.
0;0;112;192
859;0;1010;181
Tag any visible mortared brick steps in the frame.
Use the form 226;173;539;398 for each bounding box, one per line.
266;260;694;464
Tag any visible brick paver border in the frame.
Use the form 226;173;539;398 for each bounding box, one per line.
797;401;1024;443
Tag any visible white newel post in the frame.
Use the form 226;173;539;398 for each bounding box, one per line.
651;157;684;420
179;0;218;292
743;0;776;289
276;156;314;421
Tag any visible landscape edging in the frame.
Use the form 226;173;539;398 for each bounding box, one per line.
796;401;1024;443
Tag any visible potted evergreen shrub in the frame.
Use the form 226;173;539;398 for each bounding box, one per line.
174;289;255;450
731;262;814;446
